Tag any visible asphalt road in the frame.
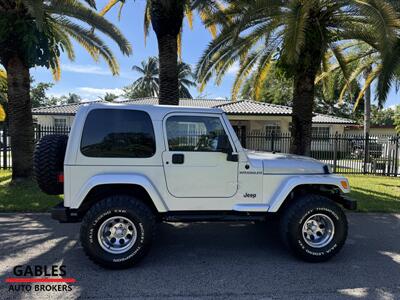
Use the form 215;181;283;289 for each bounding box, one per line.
0;213;399;300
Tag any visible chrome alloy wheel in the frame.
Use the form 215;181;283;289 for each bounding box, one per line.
301;213;335;248
97;216;137;254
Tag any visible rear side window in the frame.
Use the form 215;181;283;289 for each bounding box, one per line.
81;109;156;158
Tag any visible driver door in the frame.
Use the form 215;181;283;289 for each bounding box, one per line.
162;114;238;198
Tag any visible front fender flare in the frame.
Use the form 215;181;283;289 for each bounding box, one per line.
71;173;168;212
267;175;350;212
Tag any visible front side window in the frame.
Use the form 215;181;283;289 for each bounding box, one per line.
166;115;230;152
81;109;156;157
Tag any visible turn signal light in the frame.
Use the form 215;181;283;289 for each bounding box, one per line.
340;180;349;190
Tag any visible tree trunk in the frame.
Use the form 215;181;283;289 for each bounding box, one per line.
6;54;34;181
363;68;371;137
290;49;321;156
363;67;371;167
157;34;179;104
150;0;183;105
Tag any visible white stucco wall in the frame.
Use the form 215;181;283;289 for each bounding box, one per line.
344;127;397;136
34;115;74;127
228;115;345;134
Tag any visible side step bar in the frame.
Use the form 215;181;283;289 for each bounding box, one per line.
161;211;267;222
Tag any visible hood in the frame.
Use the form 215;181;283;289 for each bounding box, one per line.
245;150;329;174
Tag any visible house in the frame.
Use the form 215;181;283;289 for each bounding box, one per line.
32;97;355;133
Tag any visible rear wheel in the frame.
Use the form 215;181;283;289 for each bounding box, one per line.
80;195;156;269
280;194;348;262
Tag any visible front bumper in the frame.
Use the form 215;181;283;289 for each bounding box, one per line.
51;203;81;223
335;194;357;210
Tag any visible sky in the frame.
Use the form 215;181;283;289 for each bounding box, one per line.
31;0;398;108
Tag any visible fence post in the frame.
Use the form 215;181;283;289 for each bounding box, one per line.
363;132;369;174
2;123;7;169
333;132;338;173
395;135;399;177
241;127;247;148
271;132;275;152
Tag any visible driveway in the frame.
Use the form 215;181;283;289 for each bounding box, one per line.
0;213;399;299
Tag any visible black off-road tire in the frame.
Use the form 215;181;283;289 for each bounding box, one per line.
280;194;348;262
33;134;68;195
80;195;156;269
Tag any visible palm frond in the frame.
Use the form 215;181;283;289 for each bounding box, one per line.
57;18;120;74
20;0;45;30
99;0;121;16
47;0;132;55
354;65;382;110
281;0;309;63
253;50;275;100
144;0;151;46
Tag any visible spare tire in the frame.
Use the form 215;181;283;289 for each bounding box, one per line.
34;134;68;195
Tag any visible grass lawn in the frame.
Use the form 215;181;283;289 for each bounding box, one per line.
0;170;62;212
346;174;400;213
0;170;399;213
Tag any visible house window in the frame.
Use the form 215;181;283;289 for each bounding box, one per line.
54;118;67;128
265;122;281;136
312;126;330;137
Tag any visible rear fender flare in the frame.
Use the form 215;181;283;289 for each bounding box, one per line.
72;174;167;212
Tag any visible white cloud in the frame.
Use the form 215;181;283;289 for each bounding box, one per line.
62;64;111;76
61;63;137;80
77;87;124;98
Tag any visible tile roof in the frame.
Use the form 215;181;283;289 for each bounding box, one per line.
119;97;231;108
312;114;355;124
32;97;355;124
215;100;292;115
32;101;103;115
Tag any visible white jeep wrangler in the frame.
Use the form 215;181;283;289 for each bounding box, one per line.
34;103;356;269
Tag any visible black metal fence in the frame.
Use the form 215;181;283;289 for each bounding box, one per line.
241;131;399;176
1;124;71;170
1;124;399;176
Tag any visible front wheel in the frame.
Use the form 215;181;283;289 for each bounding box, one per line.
280;194;348;262
80;195;155;269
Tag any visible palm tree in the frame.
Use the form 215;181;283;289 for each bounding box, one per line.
98;92;119;102
320;38;400;139
127;57;196;98
177;61;196;98
100;0;220;105
130;57;160;97
196;0;398;156
0;0;131;181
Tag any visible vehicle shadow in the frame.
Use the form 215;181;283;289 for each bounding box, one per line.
0;213;399;299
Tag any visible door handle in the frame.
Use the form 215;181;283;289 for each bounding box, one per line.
172;153;184;164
